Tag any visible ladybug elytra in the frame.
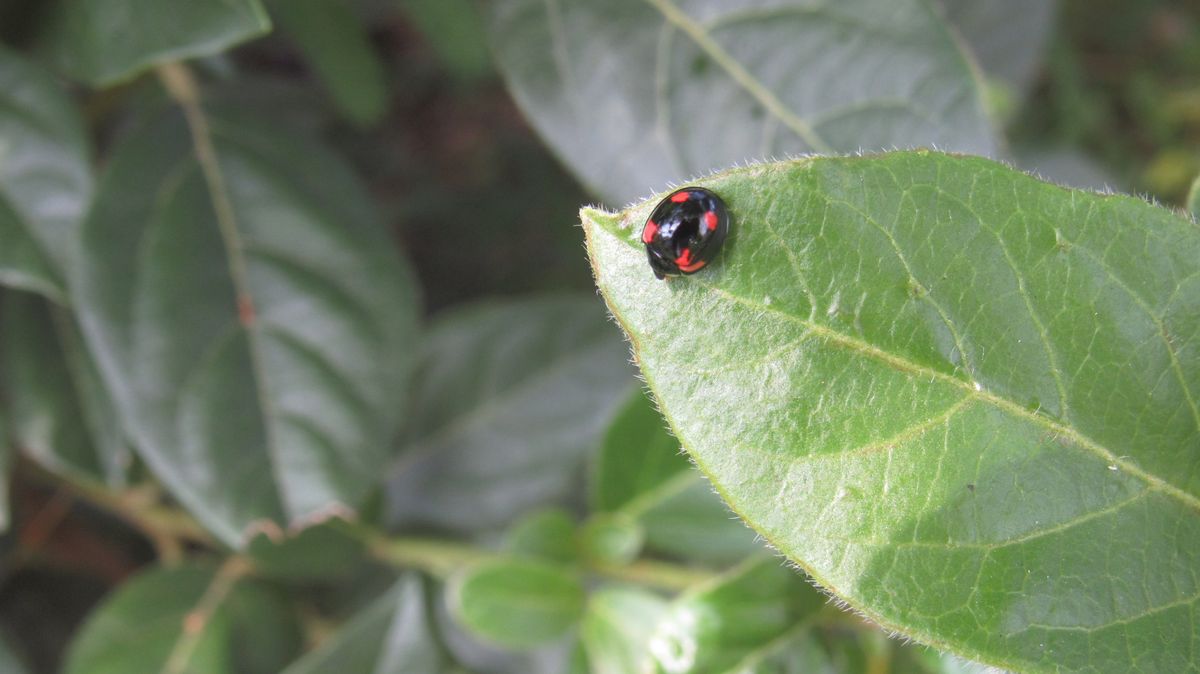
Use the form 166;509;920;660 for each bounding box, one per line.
641;187;729;279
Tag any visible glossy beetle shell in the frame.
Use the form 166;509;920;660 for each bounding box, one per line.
640;187;729;279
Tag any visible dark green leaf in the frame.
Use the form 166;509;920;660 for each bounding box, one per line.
938;0;1058;96
224;579;306;674
246;520;366;581
281;574;445;674
504;508;579;563
488;0;995;204
400;0;492;80
581;587;667;674
387;296;632;534
75;110;420;546
273;0;389;126
37;0;271;86
584;152;1200;673
647;557;826;673
0;46;91;300
64;563;301;674
593;389;689;513
450;559;585;650
594;389;761;565
1;293;129;485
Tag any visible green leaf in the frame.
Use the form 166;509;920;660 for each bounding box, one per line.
580;514;644;567
387;296;633;534
637;479;761;567
246;520;366;581
938;0;1058;96
36;0;271;87
1;293;130;486
646;557;826;673
273;0;389;126
400;0;493;81
0;46;92;300
583;152;1200;673
281;574;445;674
581;587;667;674
504;508;579;563
449;559;586;650
593;389;689;513
74;110;420;546
594;389;761;565
64;562;301;674
487;0;995;204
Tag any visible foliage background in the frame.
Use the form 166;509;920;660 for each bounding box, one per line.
0;0;1197;672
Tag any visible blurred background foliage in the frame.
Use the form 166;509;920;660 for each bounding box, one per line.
0;0;1196;672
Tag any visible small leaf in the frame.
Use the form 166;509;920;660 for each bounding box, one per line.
450;559;586;650
581;587;667;674
584;152;1200;672
74;110;420;545
0;46;92;300
36;0;271;87
273;0;389;126
281;575;445;674
487;0;996;204
1;293;129;486
647;557;826;674
580;513;644;567
504;508;579;563
64;563;301;674
387;296;633;534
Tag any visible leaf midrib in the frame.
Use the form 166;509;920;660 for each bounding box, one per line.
640;0;832;153
590;214;1200;515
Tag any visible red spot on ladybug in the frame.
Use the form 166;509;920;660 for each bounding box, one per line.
641;187;730;279
642;220;659;244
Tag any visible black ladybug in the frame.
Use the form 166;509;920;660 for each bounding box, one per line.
641;187;729;279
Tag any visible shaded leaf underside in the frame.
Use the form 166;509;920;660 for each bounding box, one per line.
490;0;995;204
585;152;1200;673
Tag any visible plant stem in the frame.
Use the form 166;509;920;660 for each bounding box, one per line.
367;533;718;591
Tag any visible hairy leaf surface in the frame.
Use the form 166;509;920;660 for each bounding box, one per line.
584;152;1200;673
